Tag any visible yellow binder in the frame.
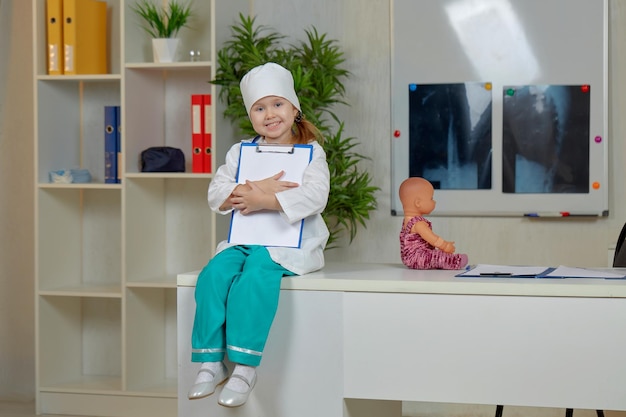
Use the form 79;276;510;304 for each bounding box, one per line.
63;0;107;75
46;0;63;74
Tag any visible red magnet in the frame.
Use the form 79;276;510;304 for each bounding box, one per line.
594;136;602;143
393;130;401;138
581;85;590;93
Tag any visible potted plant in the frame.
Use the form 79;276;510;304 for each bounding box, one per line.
212;14;379;249
130;0;193;62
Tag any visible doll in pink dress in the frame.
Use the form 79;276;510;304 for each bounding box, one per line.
399;177;468;270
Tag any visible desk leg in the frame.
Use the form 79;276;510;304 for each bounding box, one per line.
343;399;402;417
495;405;504;417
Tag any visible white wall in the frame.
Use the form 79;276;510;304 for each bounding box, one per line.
0;0;35;403
251;0;626;268
1;0;626;414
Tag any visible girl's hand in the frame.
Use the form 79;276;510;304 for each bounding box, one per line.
223;171;299;212
230;178;294;214
253;171;299;194
230;181;263;214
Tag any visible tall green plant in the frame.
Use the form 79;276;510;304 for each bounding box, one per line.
212;14;379;248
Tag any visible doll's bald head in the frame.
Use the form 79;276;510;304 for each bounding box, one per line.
399;177;435;216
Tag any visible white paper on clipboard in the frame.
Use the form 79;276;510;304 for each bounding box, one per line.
228;143;313;248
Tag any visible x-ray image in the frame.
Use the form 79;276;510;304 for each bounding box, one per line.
408;82;492;190
502;85;590;194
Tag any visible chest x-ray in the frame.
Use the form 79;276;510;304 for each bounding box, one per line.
501;85;590;194
408;82;590;194
409;82;492;190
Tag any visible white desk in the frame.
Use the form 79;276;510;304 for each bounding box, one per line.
177;263;626;417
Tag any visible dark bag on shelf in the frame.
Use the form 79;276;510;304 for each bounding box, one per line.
140;147;185;172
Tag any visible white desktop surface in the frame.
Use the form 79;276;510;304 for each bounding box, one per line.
178;262;626;297
177;262;626;417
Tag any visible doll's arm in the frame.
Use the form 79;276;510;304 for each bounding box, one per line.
411;221;456;253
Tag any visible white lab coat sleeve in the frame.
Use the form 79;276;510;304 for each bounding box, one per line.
207;141;243;214
275;142;330;224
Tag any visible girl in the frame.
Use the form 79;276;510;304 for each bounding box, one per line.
188;63;330;407
399;177;468;270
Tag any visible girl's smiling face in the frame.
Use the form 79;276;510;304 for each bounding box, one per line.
249;96;299;144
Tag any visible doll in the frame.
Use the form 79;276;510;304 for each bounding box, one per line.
399;177;468;270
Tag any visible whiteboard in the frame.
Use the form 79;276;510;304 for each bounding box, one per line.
390;0;608;217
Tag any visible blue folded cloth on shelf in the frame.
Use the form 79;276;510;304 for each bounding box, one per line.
48;169;92;184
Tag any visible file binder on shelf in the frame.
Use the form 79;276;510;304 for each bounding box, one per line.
115;105;121;183
63;0;107;75
228;143;313;248
46;0;63;75
202;94;212;173
104;105;119;184
191;94;204;173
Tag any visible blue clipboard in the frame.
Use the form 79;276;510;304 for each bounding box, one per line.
228;142;313;248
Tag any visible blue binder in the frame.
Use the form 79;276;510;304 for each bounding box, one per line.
115;105;121;183
104;105;118;184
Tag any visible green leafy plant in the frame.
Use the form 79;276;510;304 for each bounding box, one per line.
212;14;379;248
131;0;193;38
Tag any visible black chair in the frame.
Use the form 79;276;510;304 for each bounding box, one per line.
613;221;626;267
495;405;604;417
493;224;626;417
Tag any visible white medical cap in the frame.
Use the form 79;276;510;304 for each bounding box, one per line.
240;62;301;115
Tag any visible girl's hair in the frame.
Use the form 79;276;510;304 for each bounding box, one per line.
292;112;324;145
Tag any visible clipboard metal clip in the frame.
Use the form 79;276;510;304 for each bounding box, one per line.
255;144;295;154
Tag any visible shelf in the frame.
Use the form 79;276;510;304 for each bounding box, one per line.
124;0;212;65
125;172;213;179
39;283;122;298
124;177;214;284
39;375;122;394
38;296;122;389
125;288;177;392
123;68;213;174
37;74;122;81
125;61;212;70
34;0;251;414
36;78;121;184
33;0;121;76
124;379;178;398
37;188;121;291
126;275;178;289
38;182;123;189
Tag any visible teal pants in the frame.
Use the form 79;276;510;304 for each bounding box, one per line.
191;245;294;366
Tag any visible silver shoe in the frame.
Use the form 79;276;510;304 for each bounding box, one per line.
217;372;257;407
187;362;228;399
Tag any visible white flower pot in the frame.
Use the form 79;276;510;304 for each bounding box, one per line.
152;38;180;63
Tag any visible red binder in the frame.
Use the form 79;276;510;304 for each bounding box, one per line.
202;94;212;173
191;94;203;173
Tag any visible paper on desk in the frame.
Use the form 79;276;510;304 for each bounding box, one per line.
457;264;550;278
539;266;626;279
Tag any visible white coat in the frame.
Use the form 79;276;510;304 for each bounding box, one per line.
208;138;330;275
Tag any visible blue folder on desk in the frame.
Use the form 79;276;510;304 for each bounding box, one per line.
537;266;626;279
457;264;626;279
457;264;549;278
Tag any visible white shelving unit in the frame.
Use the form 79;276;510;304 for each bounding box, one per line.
33;1;249;415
